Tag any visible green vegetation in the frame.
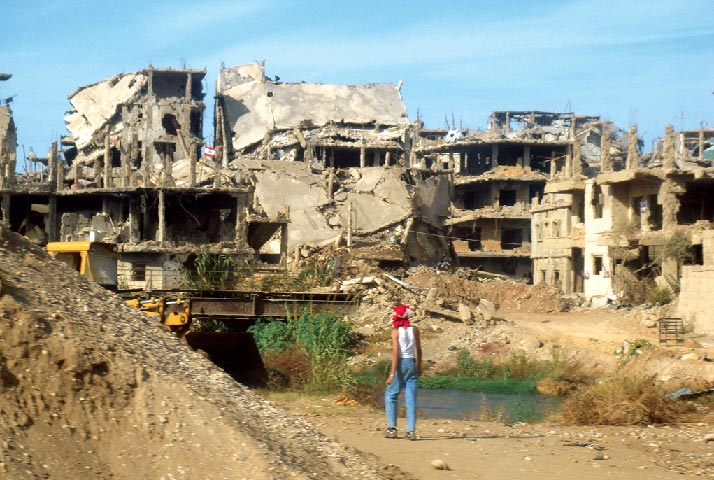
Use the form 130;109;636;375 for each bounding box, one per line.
248;311;353;393
418;376;537;395
647;286;673;305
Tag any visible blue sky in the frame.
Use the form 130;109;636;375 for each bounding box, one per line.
2;0;713;166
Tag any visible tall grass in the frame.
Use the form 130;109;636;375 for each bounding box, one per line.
248;311;353;393
558;375;694;425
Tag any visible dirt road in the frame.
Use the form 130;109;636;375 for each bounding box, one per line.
273;395;714;479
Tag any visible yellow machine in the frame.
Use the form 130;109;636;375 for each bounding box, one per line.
46;241;118;289
125;296;191;337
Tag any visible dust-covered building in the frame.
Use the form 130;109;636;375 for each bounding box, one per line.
210;63;449;267
0;73;17;189
414;111;608;279
0;67;288;290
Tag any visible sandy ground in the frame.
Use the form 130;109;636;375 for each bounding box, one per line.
272;395;714;479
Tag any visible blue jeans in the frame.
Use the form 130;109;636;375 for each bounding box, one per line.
385;358;417;432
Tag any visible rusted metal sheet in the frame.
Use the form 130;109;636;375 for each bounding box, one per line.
188;292;357;319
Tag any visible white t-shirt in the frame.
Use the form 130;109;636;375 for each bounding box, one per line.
397;326;416;359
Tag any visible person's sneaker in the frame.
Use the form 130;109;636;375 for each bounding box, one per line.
406;431;416;441
385;428;397;439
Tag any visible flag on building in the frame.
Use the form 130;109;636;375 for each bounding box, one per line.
204;146;216;158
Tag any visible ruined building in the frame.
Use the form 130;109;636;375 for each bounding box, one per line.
1;64;712;307
210;63;448;266
413;111;607;279
0;73;17;189
0;67;287;289
530;119;714;307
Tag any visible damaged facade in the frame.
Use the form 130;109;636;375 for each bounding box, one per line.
531;121;714;307
0;67;288;289
1;63;712;309
413;112;605;279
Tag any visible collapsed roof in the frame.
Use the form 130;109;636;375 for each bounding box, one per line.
217;63;409;152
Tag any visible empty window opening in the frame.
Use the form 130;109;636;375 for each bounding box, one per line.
110;146;121;168
501;258;517;275
648;194;662;230
134;141;143;170
499;189;517;207
540;270;547;283
554;270;560;285
331;148;361;168
529;183;544;204
551;220;560;237
592;184;604;218
632;196;643;227
162;114;178;136
593;256;603;274
499;144;522;166
190;110;202;135
132;263;146;282
501;228;523;250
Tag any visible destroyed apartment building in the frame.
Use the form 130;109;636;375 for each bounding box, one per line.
530;120;714;308
0;73;17;189
0;67;288;289
1;63;712;306
211;62;450;267
412;111;605;279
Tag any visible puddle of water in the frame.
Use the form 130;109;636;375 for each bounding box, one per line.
389;389;561;423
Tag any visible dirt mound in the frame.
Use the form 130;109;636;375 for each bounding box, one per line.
0;227;404;480
404;268;562;313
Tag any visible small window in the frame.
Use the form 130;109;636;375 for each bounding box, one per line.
554;270;560;284
552;220;560;237
132;263;146;282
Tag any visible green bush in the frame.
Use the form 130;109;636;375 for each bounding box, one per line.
456;349;498;379
647;286;673;305
247;311;353;393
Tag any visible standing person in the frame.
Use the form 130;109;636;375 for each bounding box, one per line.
384;304;422;440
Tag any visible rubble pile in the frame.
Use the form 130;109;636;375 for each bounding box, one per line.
0;226;402;479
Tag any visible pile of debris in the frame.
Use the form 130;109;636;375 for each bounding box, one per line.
0;226;400;479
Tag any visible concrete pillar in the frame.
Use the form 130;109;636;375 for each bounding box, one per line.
663;125;676;169
549;151;556;179
185;73;192;101
327;168;335;200
329;149;335;169
128;195;140;242
698;129;705;163
280;223;288;269
523;145;531;168
103;129;112;188
54;142;64;191
600;133;612;172
661;179;680;232
572;138;582;176
157;189;165;243
48;142;56;186
626;125;638;170
188;140;196;188
1;193;9;226
385;151;392;168
162;147;174;187
359;146;366;168
47;195;57;241
565;153;573;178
234;197;248;247
491;144;499;168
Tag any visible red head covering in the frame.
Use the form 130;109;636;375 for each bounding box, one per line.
391;304;411;329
